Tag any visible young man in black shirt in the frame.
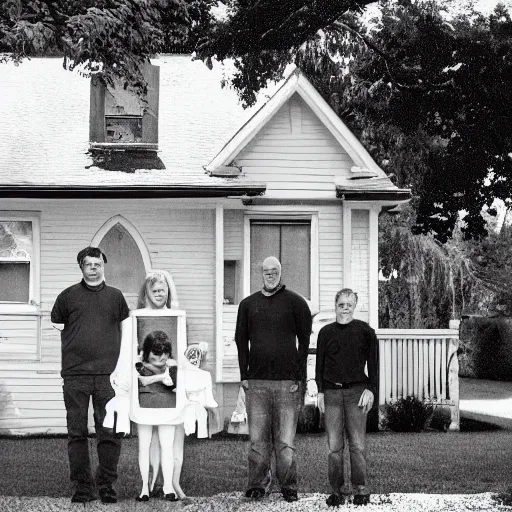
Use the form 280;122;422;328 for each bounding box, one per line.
315;288;378;507
51;247;130;504
235;256;312;503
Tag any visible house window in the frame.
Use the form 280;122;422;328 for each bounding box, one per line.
105;116;143;143
90;63;159;149
224;260;240;305
0;220;34;304
250;220;311;299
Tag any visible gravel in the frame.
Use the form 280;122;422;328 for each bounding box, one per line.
0;492;509;512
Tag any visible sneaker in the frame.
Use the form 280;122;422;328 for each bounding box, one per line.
245;488;265;499
282;489;298;502
71;487;95;503
353;493;371;506
98;485;117;504
326;493;342;507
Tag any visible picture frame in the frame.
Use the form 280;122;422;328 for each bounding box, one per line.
129;308;187;425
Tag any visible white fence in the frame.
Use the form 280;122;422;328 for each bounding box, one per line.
377;329;460;431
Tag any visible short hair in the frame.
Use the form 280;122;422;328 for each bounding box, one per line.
137;270;173;309
141;330;173;362
335;288;358;304
77;247;107;267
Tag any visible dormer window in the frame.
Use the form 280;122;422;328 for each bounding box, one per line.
89;63;159;151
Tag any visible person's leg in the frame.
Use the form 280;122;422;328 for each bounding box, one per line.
272;380;301;499
246;380;272;496
172;424;186;499
149;427;161;494
324;389;346;498
344;385;369;502
158;424;177;499
92;375;121;501
62;375;94;499
137;424;154;499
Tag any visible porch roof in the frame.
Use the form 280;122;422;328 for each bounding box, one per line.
335;176;411;202
0;56;266;198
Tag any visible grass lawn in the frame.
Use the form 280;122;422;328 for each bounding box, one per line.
1;429;511;499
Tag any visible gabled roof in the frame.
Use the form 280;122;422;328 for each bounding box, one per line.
208;70;381;177
0;56;266;198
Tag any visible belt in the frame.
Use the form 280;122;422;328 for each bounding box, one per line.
323;380;366;390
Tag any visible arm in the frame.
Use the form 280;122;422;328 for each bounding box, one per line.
315;327;327;413
111;316;133;394
366;327;379;396
234;301;249;383
294;297;312;382
50;292;66;324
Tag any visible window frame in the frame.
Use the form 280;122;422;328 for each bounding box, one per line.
243;211;319;312
0;212;40;313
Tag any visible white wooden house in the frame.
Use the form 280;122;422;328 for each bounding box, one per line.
0;55;459;434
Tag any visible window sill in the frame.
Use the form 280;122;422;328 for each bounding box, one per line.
0;304;40;315
89;142;158;152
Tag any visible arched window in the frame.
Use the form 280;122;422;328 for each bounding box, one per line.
93;217;149;309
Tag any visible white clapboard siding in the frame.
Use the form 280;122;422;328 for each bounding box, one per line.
377;329;460;431
238;94;353;198
221;306;240;383
224;209;244;260
0;314;40;360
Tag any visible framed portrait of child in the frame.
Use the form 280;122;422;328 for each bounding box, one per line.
129;309;187;425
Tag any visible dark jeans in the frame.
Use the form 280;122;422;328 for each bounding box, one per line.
246;379;302;492
62;375;121;490
324;385;368;494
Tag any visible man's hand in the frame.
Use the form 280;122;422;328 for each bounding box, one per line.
241;379;248;390
358;389;374;414
317;392;325;414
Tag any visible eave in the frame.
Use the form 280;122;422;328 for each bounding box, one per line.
336;187;412;202
0;184;267;199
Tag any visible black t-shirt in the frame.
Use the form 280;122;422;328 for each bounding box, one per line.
51;280;130;376
315;320;378;394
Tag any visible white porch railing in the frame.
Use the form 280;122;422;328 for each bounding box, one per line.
377;329;460;431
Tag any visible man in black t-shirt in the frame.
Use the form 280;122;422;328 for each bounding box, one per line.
235;256;312;503
315;288;378;507
51;247;130;504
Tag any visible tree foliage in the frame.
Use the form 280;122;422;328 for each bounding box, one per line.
295;0;512;241
0;0;214;88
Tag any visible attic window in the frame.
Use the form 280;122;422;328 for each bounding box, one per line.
89;63;160;151
105;116;142;143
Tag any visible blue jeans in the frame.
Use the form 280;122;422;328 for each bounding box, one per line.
246;380;302;492
62;375;121;490
324;385;368;493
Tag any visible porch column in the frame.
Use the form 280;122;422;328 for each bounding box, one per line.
368;206;381;329
215;205;224;382
342;205;352;288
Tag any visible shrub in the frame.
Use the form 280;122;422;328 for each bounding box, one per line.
383;396;433;432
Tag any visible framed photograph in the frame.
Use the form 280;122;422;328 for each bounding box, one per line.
129;309;187;425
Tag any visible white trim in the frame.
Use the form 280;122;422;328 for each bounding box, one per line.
242;211;319;312
0;212;40;313
342;206;352;288
368;206;381;329
206;70;388;180
91;214;152;272
215;205;224;383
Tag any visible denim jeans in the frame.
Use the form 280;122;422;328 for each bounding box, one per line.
245;379;302;492
62;375;122;490
324;385;368;494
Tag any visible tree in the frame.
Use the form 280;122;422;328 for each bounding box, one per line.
295;0;512;241
0;0;215;89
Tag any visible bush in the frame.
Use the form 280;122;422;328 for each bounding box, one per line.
459;316;512;381
383;396;433;432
